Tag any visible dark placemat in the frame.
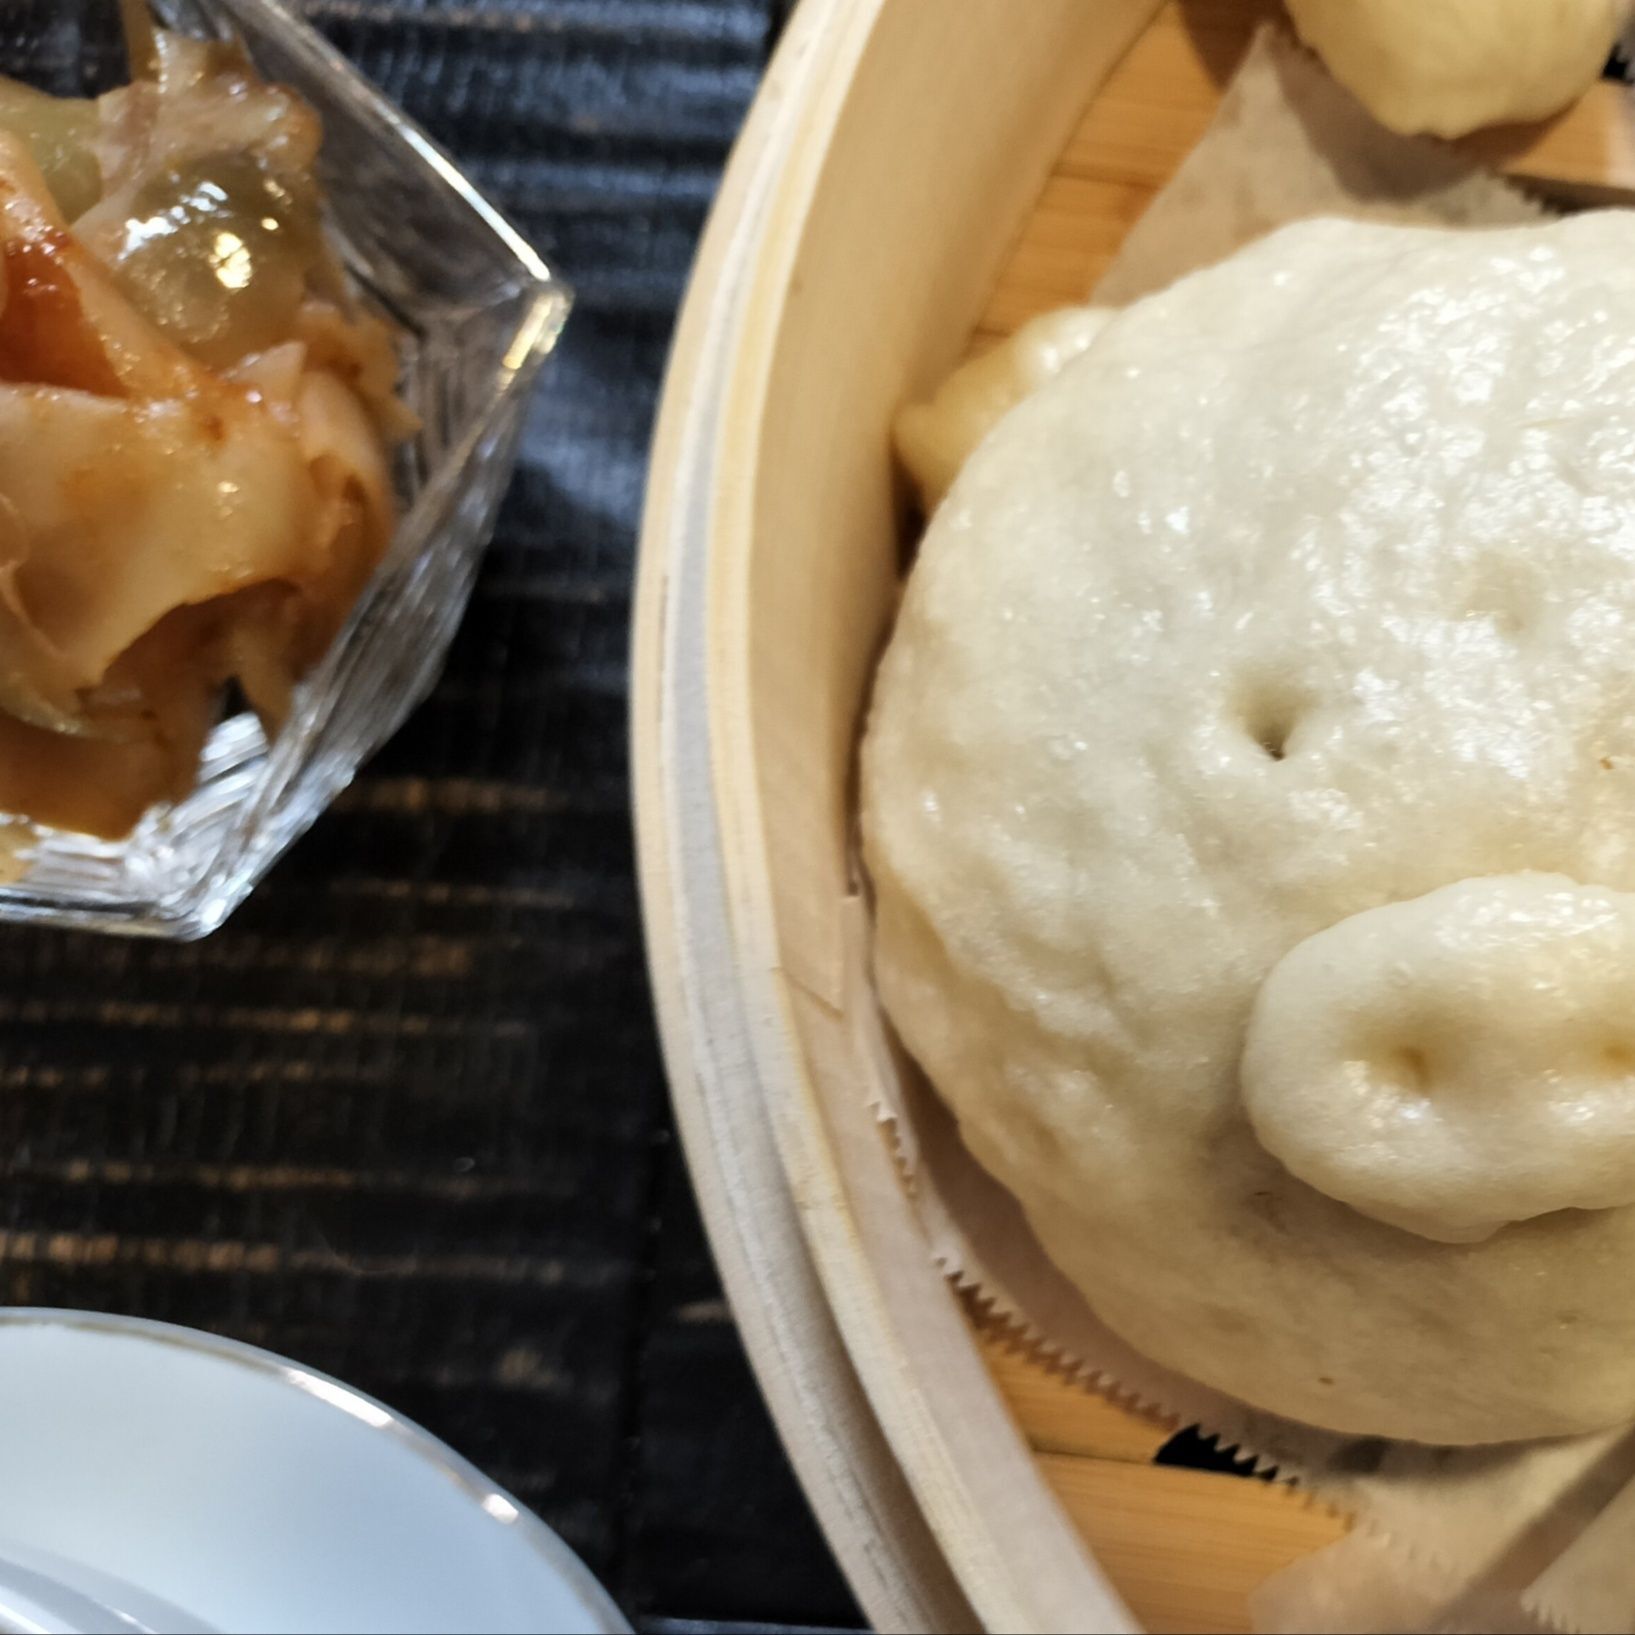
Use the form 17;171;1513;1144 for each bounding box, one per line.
0;3;859;1629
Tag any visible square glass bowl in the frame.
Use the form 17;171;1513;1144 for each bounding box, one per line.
0;0;570;937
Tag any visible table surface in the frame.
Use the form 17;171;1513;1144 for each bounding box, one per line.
0;3;859;1631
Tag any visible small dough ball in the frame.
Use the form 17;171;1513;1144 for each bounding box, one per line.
1243;875;1635;1245
895;307;1111;511
1286;0;1626;136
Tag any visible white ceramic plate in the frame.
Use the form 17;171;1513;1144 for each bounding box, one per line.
0;1310;628;1635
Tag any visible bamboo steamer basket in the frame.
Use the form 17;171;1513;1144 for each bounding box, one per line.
632;3;1635;1629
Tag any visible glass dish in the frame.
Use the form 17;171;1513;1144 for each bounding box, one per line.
0;0;570;937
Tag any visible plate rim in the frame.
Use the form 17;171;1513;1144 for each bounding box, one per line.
0;1306;630;1635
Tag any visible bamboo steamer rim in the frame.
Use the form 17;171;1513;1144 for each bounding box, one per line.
633;5;985;1631
638;0;1167;1629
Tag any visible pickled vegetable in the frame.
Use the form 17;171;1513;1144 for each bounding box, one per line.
0;28;405;840
99;151;322;369
0;79;100;220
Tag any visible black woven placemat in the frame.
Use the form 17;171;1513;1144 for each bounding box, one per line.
0;3;855;1629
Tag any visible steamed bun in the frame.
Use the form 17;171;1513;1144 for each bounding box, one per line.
1286;0;1626;137
862;213;1635;1444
